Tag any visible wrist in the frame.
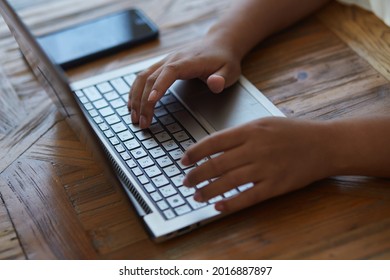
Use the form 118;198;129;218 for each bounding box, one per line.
206;24;250;61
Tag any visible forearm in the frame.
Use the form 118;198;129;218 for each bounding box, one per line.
207;0;331;60
322;116;390;178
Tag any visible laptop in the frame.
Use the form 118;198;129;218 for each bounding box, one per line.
0;0;285;242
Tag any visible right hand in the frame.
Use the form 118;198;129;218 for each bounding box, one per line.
128;36;242;129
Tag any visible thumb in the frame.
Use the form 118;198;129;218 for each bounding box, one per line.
206;65;240;93
207;74;226;93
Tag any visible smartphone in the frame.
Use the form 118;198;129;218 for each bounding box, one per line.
36;9;159;69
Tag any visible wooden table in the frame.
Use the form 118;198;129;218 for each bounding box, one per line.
1;0;390;260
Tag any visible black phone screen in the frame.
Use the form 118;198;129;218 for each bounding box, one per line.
37;9;159;69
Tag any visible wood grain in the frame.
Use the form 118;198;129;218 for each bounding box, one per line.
0;0;389;260
0;194;25;259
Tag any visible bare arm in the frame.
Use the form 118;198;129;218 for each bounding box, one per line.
208;0;331;61
181;116;390;212
129;0;331;129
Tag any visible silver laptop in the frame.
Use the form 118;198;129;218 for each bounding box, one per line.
0;0;285;242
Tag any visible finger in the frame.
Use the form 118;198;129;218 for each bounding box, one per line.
194;164;258;202
207;74;225;93
206;63;240;93
138;67;165;128
138;58;203;128
129;62;163;123
184;145;251;187
181;127;245;166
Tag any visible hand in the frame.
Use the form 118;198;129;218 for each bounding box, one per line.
181;117;335;212
128;36;242;129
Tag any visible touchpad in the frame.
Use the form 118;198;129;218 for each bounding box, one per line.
170;79;272;132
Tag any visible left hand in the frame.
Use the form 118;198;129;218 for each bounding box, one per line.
181;117;334;212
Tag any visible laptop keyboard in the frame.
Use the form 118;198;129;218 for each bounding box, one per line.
74;74;252;220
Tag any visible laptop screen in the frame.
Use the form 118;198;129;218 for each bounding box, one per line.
0;0;76;118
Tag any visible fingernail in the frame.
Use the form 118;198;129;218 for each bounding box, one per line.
194;191;203;202
180;154;190;166
215;202;225;212
139;115;147;129
131;110;138;123
183;176;190;187
148;89;159;102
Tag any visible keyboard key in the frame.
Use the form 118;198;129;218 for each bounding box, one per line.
162;140;178;151
173;131;189;142
117;131;133;142
104;129;114;138
152;175;169;187
208;195;224;204
149;147;166;158
128;123;142;132
111;78;130;94
138;156;154;168
166;102;184;113
105;114;121;125
99;123;109;131
154;107;168;117
237;183;254;192
138;175;149;184
180;139;195;150
115;144;125;153
166;123;182;134
175;204;191;215
149;123;164;134
135;130;152;141
126;159;137;168
150;192;162;202
84;103;93;110
160;94;176;105
159;115;175;125
109;136;120;146
178;186;195;197
120;151;131;160
159;185;177;198
99;107;115;117
79;96;88;104
104;91;120;101
75;90;84;98
171;174;185;187
116;106;130;117
163;209;175;219
124;139;140;150
167;194;185;208
156;156;173;168
187;196;207;210
111;123;127;133
157;200;169;211
88;109;99;117
97;82;113;93
163;165;181;177
84;86;102;101
142;138;158;149
169;149;184;160
155;131;171;143
93;116;104;124
93;99;109;109
132;167;143;176
123;74;136;85
131;148;147;159
176;160;193;170
144;165;162;178
224;189;239;198
111;98;126;108
144;183;155;193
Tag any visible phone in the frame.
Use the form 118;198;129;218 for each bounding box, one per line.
36;9;159;69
